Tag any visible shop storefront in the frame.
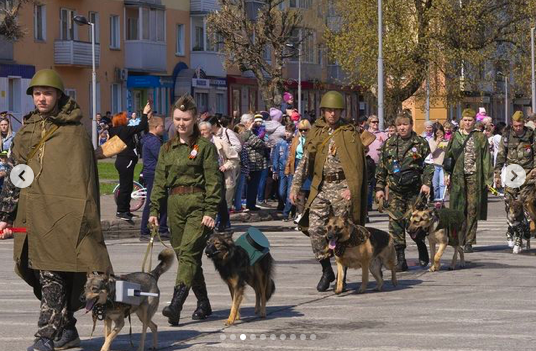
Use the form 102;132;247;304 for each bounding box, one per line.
127;75;173;116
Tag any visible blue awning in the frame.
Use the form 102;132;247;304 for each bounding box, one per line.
0;64;35;79
127;75;173;88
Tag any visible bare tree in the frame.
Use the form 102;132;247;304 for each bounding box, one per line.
207;0;303;108
0;0;36;41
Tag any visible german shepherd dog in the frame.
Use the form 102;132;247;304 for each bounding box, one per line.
505;196;532;251
205;233;275;326
325;209;397;294
407;207;465;271
84;249;174;351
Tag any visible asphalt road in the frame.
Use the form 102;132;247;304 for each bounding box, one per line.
1;196;535;351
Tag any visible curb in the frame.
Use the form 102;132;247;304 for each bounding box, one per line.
101;209;282;239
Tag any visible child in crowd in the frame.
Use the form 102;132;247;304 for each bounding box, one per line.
273;124;296;220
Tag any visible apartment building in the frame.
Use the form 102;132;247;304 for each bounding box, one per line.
0;0;190;131
188;0;362;117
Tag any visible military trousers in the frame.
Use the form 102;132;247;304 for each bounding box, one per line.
36;271;77;340
307;180;350;260
168;192;212;288
388;190;420;250
461;174;479;245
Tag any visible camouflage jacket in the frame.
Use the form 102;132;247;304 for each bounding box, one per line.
375;131;433;193
0;153;20;223
494;126;536;174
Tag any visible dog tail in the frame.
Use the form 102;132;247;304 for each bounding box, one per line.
150;248;175;280
267;279;276;301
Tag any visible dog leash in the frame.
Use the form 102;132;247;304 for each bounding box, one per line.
142;225;183;272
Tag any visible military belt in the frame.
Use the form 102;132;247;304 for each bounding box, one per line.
324;171;346;182
169;186;204;195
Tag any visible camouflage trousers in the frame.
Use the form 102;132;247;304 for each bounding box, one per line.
504;186;531;246
462;174;479;245
36;271;77;340
308;180;350;260
388;190;420;249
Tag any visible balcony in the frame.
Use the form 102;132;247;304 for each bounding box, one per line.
191;0;219;14
190;51;226;77
125;41;167;72
54;40;100;67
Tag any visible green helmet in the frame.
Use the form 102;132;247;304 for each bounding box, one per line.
26;69;65;95
320;91;345;110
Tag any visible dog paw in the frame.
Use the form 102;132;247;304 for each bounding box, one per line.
448;266;454;271
224;319;235;326
357;286;367;294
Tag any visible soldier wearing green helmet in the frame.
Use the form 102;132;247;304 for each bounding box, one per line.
0;69;112;351
290;90;368;292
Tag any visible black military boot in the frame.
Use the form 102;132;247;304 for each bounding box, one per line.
317;258;335;292
416;240;429;267
396;248;408;272
54;312;80;350
162;283;190;326
191;282;212;320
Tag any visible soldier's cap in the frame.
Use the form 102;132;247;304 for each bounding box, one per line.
175;94;196;112
512;111;524;122
462;108;476;119
360;130;376;147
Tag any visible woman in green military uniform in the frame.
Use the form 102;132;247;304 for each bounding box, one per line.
149;94;222;326
444;108;493;253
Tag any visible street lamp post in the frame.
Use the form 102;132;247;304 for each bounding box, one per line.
73;15;97;149
377;0;384;130
285;42;302;114
505;75;508;124
530;27;536;114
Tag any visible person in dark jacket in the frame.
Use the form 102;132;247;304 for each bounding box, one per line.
140;115;169;240
109;103;150;220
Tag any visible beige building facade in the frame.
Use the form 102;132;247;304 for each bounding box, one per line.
0;0;190;131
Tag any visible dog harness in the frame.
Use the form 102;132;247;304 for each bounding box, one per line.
333;224;370;257
434;208;465;246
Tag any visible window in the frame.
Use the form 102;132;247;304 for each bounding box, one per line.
8;78;21;113
263;44;272;61
60;8;76;40
195;92;209;113
290;0;312;8
64;89;76;101
111;84;121;114
109;15;120;49
216;93;225;114
126;7;139;40
207;32;223;52
34;4;46;41
176;24;185;55
88;12;100;44
141;8;165;42
192;17;204;51
289;28;315;63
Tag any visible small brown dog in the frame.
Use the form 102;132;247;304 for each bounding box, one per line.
205;233;275;326
84;249;174;351
408;207;465;271
325;209;397;294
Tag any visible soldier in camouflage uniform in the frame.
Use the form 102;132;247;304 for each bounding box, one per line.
444;108;493;253
494;111;535;253
375;111;434;272
290;91;368;292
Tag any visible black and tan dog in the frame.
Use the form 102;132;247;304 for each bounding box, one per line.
407;207;465;271
84;249;174;351
205;233;275;326
325;210;397;294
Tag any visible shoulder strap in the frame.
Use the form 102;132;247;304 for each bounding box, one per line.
27;125;59;163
